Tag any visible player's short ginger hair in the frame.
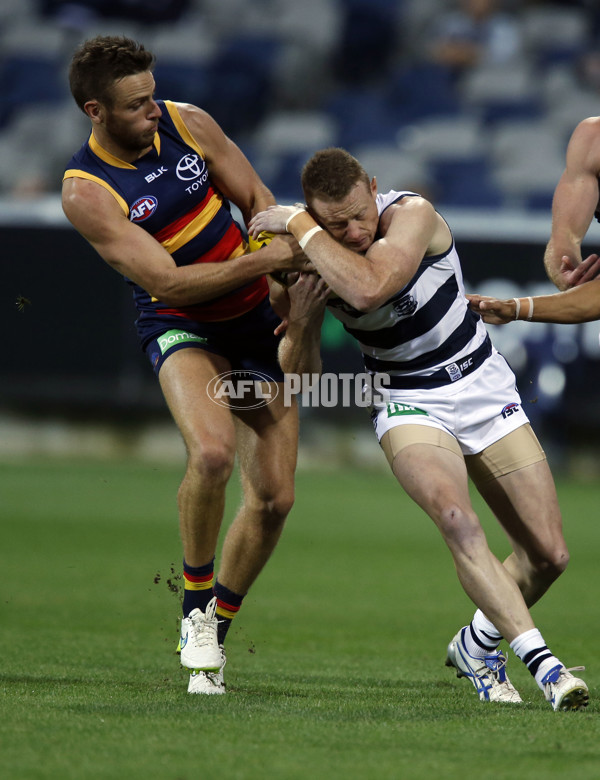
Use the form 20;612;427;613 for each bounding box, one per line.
301;148;371;205
69;35;155;112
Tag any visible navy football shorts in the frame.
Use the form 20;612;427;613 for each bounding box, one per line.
143;297;285;381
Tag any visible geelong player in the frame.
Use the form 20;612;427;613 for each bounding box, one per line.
62;36;307;695
250;147;589;711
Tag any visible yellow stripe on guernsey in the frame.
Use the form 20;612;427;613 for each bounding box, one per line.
62;169;130;216
216;604;238;620
160;192;224;254
63;132;161;217
164;100;205;157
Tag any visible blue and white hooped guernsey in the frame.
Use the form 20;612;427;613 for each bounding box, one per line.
326;190;491;391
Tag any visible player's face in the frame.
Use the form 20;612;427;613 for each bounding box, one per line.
309;179;379;253
102;72;162;155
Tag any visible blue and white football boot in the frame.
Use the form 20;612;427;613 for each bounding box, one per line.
446;626;522;703
542;664;589;711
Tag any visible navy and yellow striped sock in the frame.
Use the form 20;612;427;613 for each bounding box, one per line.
182;559;214;618
214;580;245;645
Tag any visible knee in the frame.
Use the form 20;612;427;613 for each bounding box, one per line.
252;483;295;530
264;485;295;525
438;503;484;553
534;544;570;582
186;439;236;484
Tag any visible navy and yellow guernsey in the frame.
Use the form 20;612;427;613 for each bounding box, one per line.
63;100;268;347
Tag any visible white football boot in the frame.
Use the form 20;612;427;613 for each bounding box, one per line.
446;627;522;703
542;665;589;711
180;596;222;672
188;646;226;695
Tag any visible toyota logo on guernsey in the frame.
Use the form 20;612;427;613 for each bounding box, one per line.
207;371;279;410
176;154;205;181
130;196;158;222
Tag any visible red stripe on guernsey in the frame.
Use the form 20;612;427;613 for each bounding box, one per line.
190;221;242;266
153;210;269;321
160;277;269;322
153;188;215;245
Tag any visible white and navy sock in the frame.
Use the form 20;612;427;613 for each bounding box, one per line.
510;628;563;690
465;610;503;657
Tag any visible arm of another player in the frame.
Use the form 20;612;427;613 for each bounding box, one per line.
278;273;330;375
249;197;437;312
62;177;302;306
544;117;600;291
468;278;600;323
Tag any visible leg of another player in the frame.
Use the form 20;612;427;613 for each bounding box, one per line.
214;390;298;644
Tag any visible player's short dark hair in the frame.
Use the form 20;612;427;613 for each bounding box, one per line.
68;35;155;112
301;148;371;204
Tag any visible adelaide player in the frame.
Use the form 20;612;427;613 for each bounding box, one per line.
62;35;307;695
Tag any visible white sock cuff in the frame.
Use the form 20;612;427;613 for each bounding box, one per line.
509;627;543;656
472;609;502;641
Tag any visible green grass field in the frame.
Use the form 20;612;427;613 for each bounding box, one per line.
1;455;599;779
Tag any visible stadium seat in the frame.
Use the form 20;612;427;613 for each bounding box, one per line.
349;143;432;196
323;88;405;149
432;157;503;209
200;36;282;136
386;63;461;122
520;5;589;68
153;61;209;107
0;55;67;128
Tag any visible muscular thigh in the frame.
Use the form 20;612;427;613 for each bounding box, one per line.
158;347;237;451
384;427;472;522
469;426;563;553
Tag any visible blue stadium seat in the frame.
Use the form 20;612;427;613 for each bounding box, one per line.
323;88;405;149
432;157;503;209
386;63;461;123
153;61;209;107
0;55;66;128
201;37;282;136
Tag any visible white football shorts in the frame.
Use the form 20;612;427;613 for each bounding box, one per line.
371;349;529;457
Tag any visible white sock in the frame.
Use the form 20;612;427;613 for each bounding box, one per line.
510;628;563;690
470;609;502;648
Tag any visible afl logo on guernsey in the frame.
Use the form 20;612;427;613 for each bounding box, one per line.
130;196;158;222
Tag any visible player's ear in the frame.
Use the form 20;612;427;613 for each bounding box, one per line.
370;177;377;197
84;100;103;124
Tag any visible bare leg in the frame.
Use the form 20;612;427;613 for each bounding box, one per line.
218;392;298;594
159;349;237;566
472;459;568;608
391;442;535;643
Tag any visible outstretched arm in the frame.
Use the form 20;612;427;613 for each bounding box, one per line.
468;278;600;324
544;117;600;291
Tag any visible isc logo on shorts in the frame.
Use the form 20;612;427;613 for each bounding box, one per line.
501;402;521;418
